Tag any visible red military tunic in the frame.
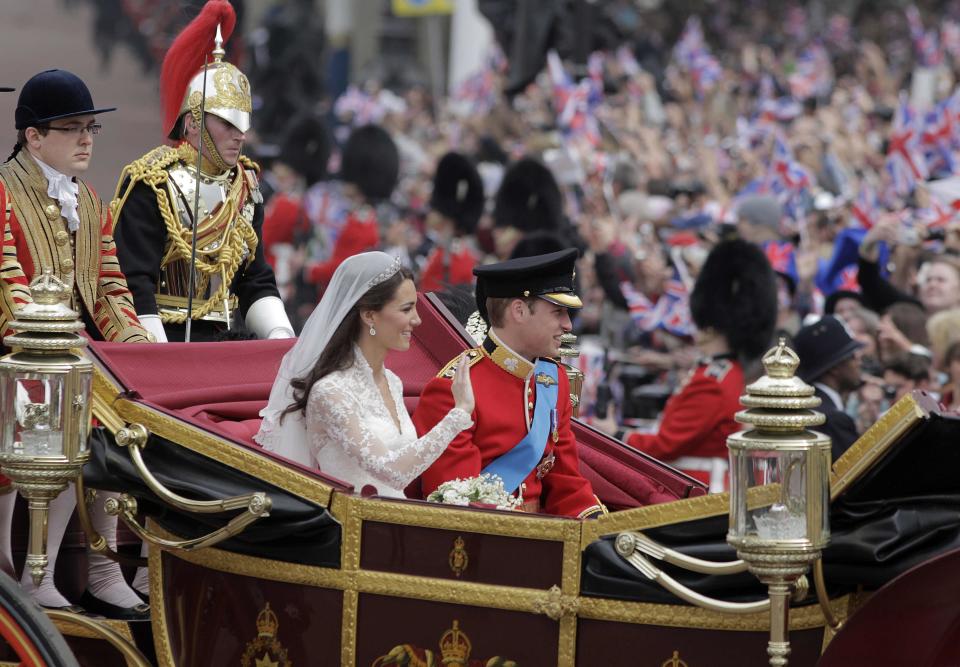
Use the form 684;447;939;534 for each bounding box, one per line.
306;207;379;289
413;332;602;518
627;356;743;492
419;243;478;293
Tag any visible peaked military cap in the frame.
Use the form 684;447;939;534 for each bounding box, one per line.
473;248;582;323
15;70;115;130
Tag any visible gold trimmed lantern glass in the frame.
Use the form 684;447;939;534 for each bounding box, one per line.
0;272;93;584
726;338;831;666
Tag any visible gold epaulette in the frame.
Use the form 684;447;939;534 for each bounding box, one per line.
437;348;483;379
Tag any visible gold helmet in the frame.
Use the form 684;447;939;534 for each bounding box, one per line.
161;0;251;139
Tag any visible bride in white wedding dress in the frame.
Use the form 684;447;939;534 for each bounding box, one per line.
255;252;474;497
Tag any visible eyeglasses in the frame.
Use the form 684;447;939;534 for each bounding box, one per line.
45;123;102;136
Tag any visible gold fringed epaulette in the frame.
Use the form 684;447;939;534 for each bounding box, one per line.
109;145;183;225
437;348;483;379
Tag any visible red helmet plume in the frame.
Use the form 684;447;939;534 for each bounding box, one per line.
160;0;237;138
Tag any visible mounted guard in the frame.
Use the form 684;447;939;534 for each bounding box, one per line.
110;0;294;342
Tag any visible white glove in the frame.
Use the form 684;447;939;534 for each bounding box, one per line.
139;314;168;343
246;296;295;339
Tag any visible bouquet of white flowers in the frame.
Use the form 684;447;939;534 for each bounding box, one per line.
426;473;522;510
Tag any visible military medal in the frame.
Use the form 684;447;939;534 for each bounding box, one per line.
550;408;559;443
535;372;557;387
536;452;556;479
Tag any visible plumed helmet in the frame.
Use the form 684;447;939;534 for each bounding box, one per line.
430;152;484;235
340;124;399;202
279;114;330;186
15;70;115;130
493;157;563;232
690;240;778;361
160;0;251;138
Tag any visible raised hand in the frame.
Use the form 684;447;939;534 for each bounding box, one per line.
451;353;475;415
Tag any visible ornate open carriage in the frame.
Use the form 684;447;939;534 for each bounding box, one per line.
13;294;960;666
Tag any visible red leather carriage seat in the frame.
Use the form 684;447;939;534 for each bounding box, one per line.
85;294;704;508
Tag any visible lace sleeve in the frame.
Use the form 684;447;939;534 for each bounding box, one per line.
306;378;472;490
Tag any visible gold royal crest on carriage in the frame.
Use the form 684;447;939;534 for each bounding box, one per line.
372;619;517;667
241;603;291;667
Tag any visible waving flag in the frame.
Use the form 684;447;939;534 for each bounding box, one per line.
660;274;693;338
886;94;928;197
916;199;957;230
763;241;799;286
906;5;944;67
788;42;833;101
621;282;669;332
673;17;722;98
546;50;602;147
850;183;879;230
764;132;814;225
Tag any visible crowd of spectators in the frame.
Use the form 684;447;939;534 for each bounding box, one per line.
253;1;960;465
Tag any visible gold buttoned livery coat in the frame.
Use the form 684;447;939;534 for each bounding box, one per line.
0;150;150;342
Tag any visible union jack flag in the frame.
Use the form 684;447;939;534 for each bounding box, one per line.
452;49;504;116
661;276;694;338
837;266;860;292
920;100;960;176
547;50;602;146
621;282;669;332
885;95;928;197
788;42;833;101
915;199;958;230
763;241;798;282
906;5;944;67
673;17;722;98
850;183;879;230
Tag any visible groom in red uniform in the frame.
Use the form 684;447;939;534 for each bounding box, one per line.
413;249;603;518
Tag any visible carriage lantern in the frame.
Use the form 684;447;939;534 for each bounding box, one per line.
0;272;92;585
726;338;832;667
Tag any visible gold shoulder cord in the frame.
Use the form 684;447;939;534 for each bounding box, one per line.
110;145;260;324
436;348;483;378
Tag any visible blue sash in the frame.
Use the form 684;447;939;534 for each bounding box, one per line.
482;360;559;493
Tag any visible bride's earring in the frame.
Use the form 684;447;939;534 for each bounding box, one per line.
369;325;377;336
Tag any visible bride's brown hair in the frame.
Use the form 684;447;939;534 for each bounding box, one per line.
280;266;414;422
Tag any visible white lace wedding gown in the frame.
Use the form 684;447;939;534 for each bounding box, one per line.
306;347;472;497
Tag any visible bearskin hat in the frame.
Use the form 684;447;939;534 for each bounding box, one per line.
690;240;778;361
280;114;330;187
493;157;563;232
340;124;399;203
509;231;568;259
430;152;484;235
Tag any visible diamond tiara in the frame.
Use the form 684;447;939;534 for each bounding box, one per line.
367;256;403;288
